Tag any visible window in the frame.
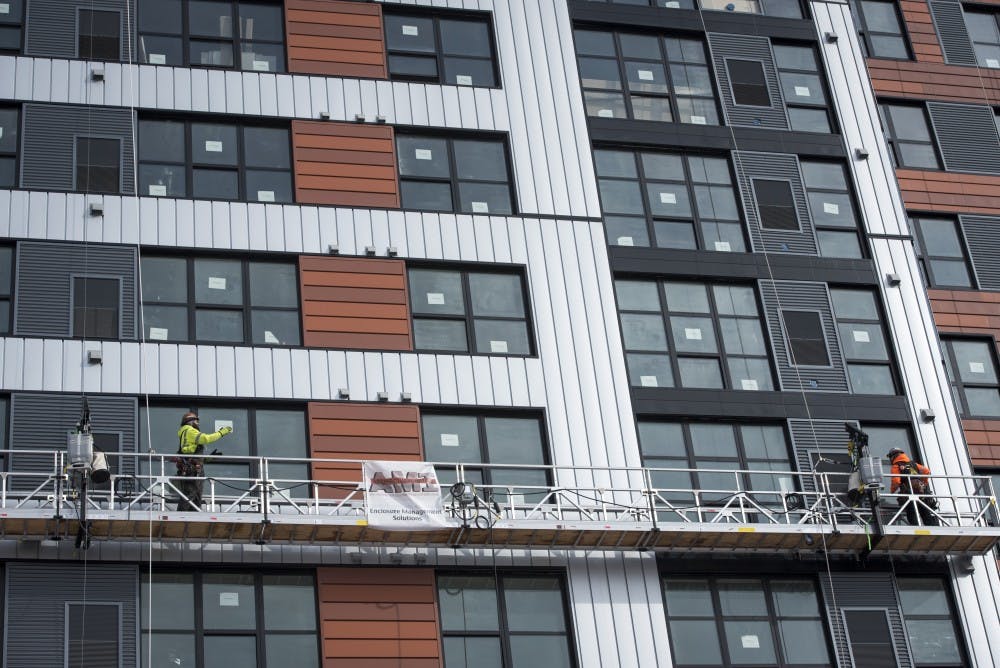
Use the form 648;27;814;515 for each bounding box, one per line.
897;579;965;666
75;137;120;194
67;602;120;668
78;9;120;61
782;310;829;366
662;578;834;667
137;0;285;72
422;413;550;493
575;29;719;124
879;103;941;169
852;0;911;59
409;267;532;355
963;7;1000;69
0;0;22;52
753;179;797;230
141;256;300;345
911;217;974;288
942;337;1000;417
843;609;897;667
438;573;574;668
616;280;774;390
728;59;771;106
73;277;120;339
585;0;803;16
141;572;318;668
384;11;498;87
397;134;514;214
803;161;864;259
775;44;833;133
594;149;745;251
138;118;292;203
0;106;16;187
0;246;11;334
832;288;896;394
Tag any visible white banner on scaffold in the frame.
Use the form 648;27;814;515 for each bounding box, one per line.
362;461;451;528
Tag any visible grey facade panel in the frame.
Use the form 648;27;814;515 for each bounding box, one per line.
759;280;849;393
3;563;138;668
960;215;1000;290
819;572;913;668
24;0;135;60
787;418;856;476
20;103;135;194
14;241;137;339
927;102;1000;174
707;33;788;130
734;151;818;255
927;0;977;66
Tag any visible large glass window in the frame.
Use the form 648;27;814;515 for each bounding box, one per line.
754;179;797;230
142;572;318;668
137;0;285;71
852;0;911;59
584;0;802;15
384;11;498;87
831;288;896;394
73;276;121;339
0;106;16;188
138;118;293;203
575;29;719;125
409;267;532;355
775;44;834;133
79;8;120;61
663;577;833;667
879;103;941;169
802;161;864;259
617;280;774;390
942;337;1000;417
438;573;574;668
963;6;1000;69
76;137;121;194
596;149;744;251
783;310;829;367
397;134;514;214
0;0;22;53
897;579;965;666
911;217;974;288
67;602;120;668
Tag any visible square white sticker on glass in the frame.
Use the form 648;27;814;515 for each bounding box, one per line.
415;148;433;160
471;201;490;213
219;592;239;607
987;59;1000;68
617;236;635;246
0;128;3;139
685;327;703;340
0;3;9;13
490;340;509;353
440;433;460;447
741;378;759;391
690;115;707;125
205;140;223;152
149;327;169;341
215;420;234;433
852;330;870;343
794;85;811;97
823;202;840;215
714;241;732;252
456;75;473;85
208;276;227;290
257;190;275;202
427;292;445;305
149;53;166;65
660;192;677;204
639;375;659;387
741;635;760;649
149;184;167;197
664;0;680;6
252;60;269;71
598;108;615;118
402;25;419;36
637;69;655;81
264;330;280;344
970;361;986;374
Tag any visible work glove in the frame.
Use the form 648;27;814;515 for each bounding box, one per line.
218;426;233;437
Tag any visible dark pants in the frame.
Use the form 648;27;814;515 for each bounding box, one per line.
176;461;204;511
900;494;939;526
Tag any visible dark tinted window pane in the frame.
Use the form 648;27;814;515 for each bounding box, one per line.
401;181;452;211
73;277;119;338
0;108;18;153
424;414;481;463
443;638;503;668
389;54;438;79
409;269;464;315
251;309;300;345
398;137;450;177
189;0;233;37
504;577;566;632
142;573;194;630
68;604;119;668
473;319;530;354
76;138;120;193
845;610;896;667
204;636;256;666
145;305;188;341
0;26;19;51
728;59;770;106
79;9;120;61
754;179;798;230
245;170;292;203
414;319;467;351
140;164;186;198
453;140;508;182
139;120;186;163
442;57;496;86
192;168;239;200
142;257;187;302
239;3;283;42
457;182;512;215
440;19;492;57
0;157;14;188
783;310;829;365
196;309;243;342
139;35;183;65
385;15;435;52
438;575;499;631
191;123;238;165
195;259;243;305
240;42;284;72
574;30;616;57
243;127;290;169
468;274;524;318
190;40;234;67
265;635;319;668
249;262;297;307
139;0;182;34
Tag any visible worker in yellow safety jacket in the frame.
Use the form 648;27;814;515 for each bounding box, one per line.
175;411;232;511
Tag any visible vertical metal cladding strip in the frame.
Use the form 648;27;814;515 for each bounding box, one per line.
927;0;977;66
733;151;818;255
707;33;789;130
819;572;914;668
23;0;135;59
926;102;1000;174
957;215;1000;290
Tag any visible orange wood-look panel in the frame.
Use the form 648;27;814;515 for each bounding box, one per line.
897;169;1000;216
292;121;400;209
317;567;441;668
299;255;412;350
285;0;387;79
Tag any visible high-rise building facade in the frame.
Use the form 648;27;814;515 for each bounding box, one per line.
0;0;998;666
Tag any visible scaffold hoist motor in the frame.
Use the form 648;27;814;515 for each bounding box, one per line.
845;423;885;554
66;398;110;549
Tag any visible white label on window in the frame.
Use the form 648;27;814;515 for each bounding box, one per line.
440;433;460;447
415;148;433;160
427;292;445;305
617;236;634;246
988;58;1000;68
823;202;840;215
853;329;870;343
149;53;166;65
665;1;680;6
598;108;615;118
205;140;223;153
456;74;473;85
690;115;707;125
402;25;419;36
252;60;269;72
794;85;811;97
149;184;167;197
970;361;986;374
149;327;169;341
0;128;3;139
0;3;9;13
741;635;760;649
637;69;655;81
490;340;508;353
471;201;490;213
685;327;702;340
741;378;759;391
264;330;279;344
660;192;677;204
639;375;659;387
208;276;227;290
219;592;239;607
714;241;732;252
214;420;233;433
257;190;275;202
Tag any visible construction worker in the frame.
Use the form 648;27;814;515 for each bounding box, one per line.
888;448;938;526
175;411;232;511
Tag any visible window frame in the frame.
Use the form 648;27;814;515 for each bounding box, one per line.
802;160;866;260
65;601;122;668
910;216;976;288
896;577;968;667
70;274;122;340
0;0;24;54
781;309;832;368
962;5;1000;69
0;105;17;189
77;6;121;62
74;135;122;195
851;0;912;60
942;336;1000;418
878;102;941;169
841;607;901;668
831;287;899;394
774;42;837;134
0;244;13;335
752;178;799;231
726;58;772;108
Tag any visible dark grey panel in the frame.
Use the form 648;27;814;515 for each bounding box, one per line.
759;280;849;393
708;33;788;130
927;0;976;66
14;241;137;338
4;563;137;668
819;572;913;668
8;393;138;489
734;151;817;255
960;215;1000;290
20;103;136;194
788;418;855;475
24;0;134;60
631;389;911;421
927;102;1000;174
